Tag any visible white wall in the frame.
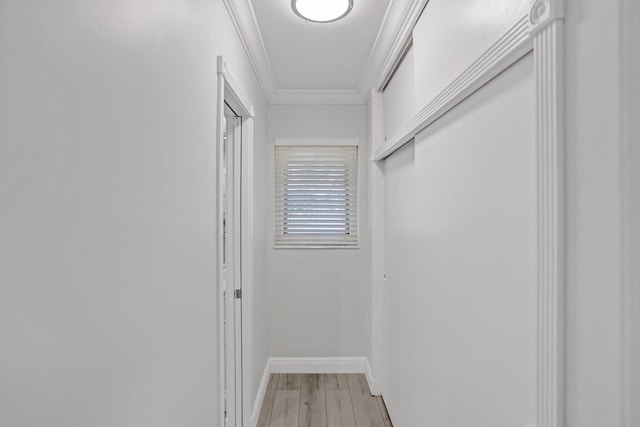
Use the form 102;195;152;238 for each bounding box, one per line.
367;92;386;394
412;0;528;109
623;1;640;424
383;54;536;427
382;0;529;143
0;1;268;426
564;0;625;426
382;45;415;139
266;105;370;358
374;0;631;426
250;92;270;427
378;2;537;426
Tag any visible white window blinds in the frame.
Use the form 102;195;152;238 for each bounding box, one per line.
275;145;358;246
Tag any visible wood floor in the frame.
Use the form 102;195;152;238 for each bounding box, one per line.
257;373;393;427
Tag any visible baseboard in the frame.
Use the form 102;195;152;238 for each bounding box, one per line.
269;357;368;374
250;360;272;424
364;359;382;396
250;356;379;423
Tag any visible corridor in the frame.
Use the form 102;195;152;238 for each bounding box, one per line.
257;374;391;427
0;0;637;427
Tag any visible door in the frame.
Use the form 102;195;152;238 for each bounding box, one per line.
223;102;243;427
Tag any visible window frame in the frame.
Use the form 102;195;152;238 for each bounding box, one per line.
273;138;360;249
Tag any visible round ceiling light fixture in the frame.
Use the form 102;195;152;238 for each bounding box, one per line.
292;0;353;23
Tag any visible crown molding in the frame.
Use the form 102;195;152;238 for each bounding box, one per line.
223;0;278;103
270;90;365;105
225;0;425;105
357;0;428;102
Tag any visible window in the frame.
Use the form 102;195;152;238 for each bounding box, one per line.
275;142;358;247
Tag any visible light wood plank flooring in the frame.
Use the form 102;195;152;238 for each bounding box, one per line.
257;374;393;427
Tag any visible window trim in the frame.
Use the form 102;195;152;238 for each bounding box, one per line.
274;138;359;147
273;138;360;249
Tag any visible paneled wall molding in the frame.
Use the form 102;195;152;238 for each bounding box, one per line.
373;15;533;161
375;2;566;427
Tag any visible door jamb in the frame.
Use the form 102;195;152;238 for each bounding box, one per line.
217;56;255;427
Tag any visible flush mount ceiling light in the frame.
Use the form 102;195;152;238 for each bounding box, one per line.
292;0;353;23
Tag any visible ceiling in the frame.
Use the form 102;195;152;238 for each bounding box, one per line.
225;0;422;104
250;0;391;92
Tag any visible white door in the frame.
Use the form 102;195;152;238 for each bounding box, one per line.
223;103;243;427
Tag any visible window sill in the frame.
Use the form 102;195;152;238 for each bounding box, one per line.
273;244;360;250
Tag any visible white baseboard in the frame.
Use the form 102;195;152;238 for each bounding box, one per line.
250;357;379;422
250;361;272;424
269;357;368;374
364;359;382;396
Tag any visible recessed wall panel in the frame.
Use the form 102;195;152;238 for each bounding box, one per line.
383;54;536;427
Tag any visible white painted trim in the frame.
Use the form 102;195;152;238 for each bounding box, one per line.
273;245;360;250
241;115;256;427
216;66;226;427
528;0;565;35
274;138;359;147
250;360;271;424
269;357;368;374
374;16;533;161
217;56;256;427
368;90;386;399
364;358;382;396
270;90;364;105
374;2;566;426
222;0;277;103
356;0;396;101
531;4;565;426
358;0;428;102
372;0;426;92
224;0;430;105
222;0;437;105
218;57;255;118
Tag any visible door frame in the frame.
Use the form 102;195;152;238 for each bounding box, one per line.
217;56;255;427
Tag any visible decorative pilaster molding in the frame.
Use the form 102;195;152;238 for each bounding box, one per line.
530;0;565;426
529;0;565;35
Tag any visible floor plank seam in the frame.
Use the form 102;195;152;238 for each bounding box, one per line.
259;373;392;427
346;374;356;426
